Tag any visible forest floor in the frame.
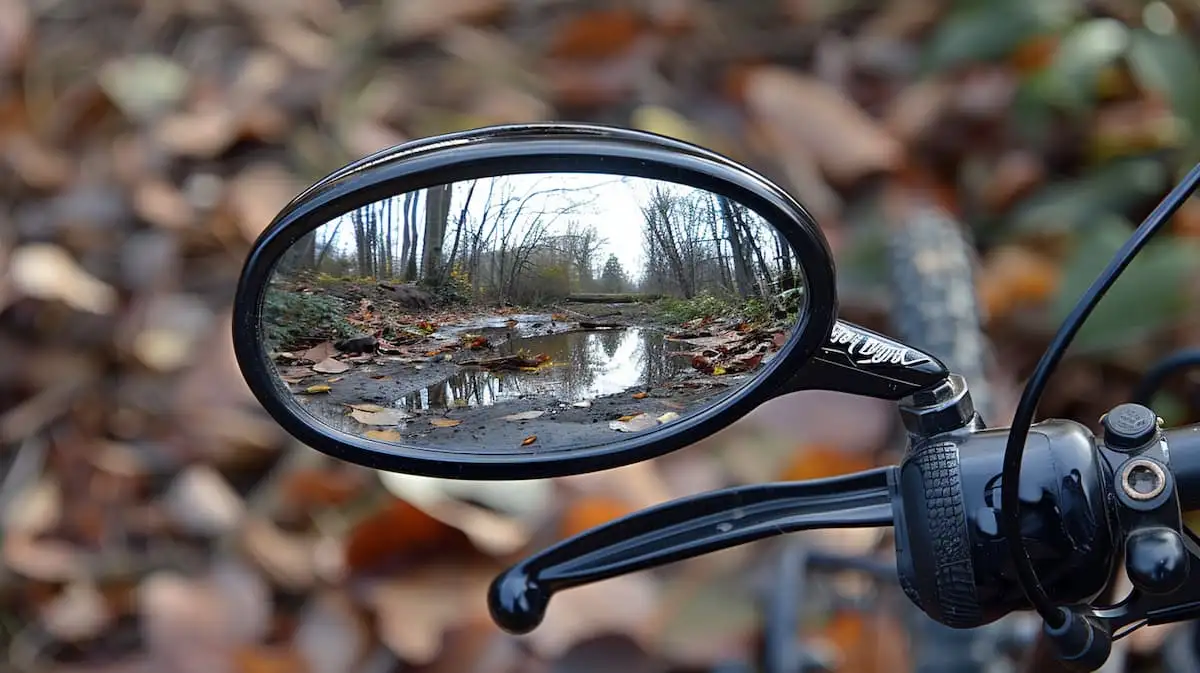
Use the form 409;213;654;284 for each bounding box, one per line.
267;278;785;450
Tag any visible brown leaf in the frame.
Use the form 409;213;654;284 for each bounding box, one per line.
6;134;73;189
232;645;307;673
10;244;118;314
548;9;645;59
240;517;319;591
385;0;509;44
521;434;537;446
163;464;245;536
281;468;367;509
139;562;272;670
559;496;635;539
3;534;84;581
39;580;113;642
525;573;660;659
312;358;350;374
343;498;476;574
227;162;302;242
744;66;903;185
294;592;368;673
982;151;1045;212
430;418;462;428
133;179;195;230
0;0;31;72
154;106;240;158
977;245;1060;321
631;391;648;399
368;562;500;664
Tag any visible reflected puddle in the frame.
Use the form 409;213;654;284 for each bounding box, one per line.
398;327;691;412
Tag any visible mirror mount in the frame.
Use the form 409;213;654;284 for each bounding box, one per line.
785;320;952;402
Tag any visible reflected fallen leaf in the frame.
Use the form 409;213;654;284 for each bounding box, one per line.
656;411;680;424
365;429;403;441
350;408;412;426
502;410;544;421
430;418;462;428
711;366;727;376
631;392;649;399
301;342;337;363
312;358;350;374
302;384;331;394
609;413;658;432
521;435;537;446
348;403;385;412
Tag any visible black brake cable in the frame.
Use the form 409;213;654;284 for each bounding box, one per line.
1001;162;1200;628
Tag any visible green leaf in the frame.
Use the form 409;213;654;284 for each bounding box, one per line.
921;0;1075;74
1008;157;1169;236
1050;217;1198;353
1040;18;1130;113
1127;28;1200;145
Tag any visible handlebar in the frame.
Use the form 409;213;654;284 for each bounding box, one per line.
489;406;1200;672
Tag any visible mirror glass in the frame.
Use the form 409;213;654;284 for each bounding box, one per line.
263;173;809;454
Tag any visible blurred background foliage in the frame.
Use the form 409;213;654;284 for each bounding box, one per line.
0;0;1199;671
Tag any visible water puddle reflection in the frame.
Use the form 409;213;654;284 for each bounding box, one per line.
398;327;691;412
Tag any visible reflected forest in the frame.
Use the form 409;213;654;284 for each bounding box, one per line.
275;173;804;310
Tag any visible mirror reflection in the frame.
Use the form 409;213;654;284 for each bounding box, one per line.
263;173;808;454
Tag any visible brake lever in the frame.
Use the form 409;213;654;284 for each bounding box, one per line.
488;467;897;634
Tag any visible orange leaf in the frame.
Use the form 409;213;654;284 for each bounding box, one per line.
559;497;635;538
977;245;1060;321
779;444;874;482
547;9;645;60
281;469;366;509
233;645;306;673
631;392;648;399
430;418;462;428
521;435;537;446
1010;35;1059;74
343;499;474;574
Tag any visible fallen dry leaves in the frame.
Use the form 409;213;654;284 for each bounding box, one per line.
0;1;1191;672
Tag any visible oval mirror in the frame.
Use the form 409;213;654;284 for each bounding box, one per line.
235;124;838;478
268;174;805;445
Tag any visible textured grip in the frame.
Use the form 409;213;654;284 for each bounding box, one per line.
895;439;983;628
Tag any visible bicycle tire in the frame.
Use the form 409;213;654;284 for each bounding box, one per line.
885;204;998;673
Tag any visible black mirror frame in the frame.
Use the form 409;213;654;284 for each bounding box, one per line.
233;123;838;480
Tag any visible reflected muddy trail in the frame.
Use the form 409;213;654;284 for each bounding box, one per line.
397;327;691;412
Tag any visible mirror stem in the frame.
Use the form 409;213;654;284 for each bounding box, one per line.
786;320;950;401
488;466;897;634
